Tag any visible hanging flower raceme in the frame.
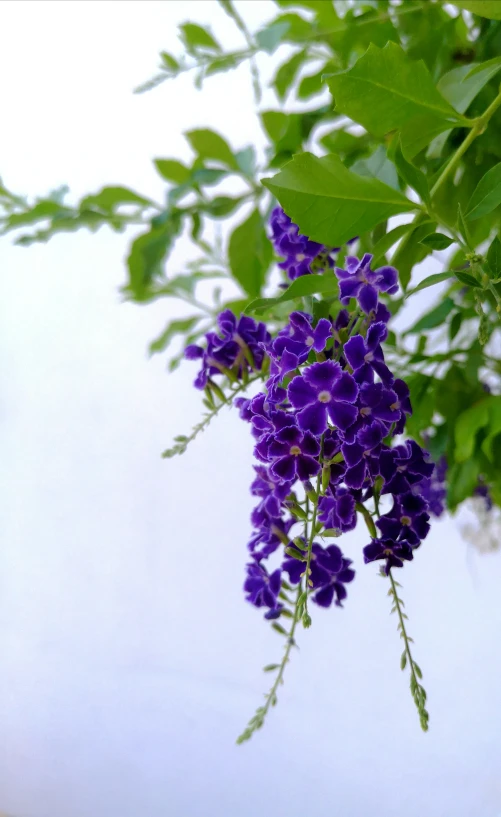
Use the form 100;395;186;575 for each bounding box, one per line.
182;209;432;741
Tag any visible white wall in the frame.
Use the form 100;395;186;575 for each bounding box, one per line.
1;3;501;816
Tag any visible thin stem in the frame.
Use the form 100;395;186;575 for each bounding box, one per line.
302;463;322;626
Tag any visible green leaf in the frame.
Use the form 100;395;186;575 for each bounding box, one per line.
149;316;202;356
465;57;501;80
190;168;227;187
454;270;481;288
245;274;338;315
448;459;480;510
185;129;236;168
387;220;436;292
160;51;179;71
371;222;417;266
273;50;307;100
450;311;462;341
394;140;430;206
179;23;221;53
419;233;455;251
487;236;501;278
327;43;464;148
351;145;399;191
481;398;501;460
126;212;182;301
263;664;280;672
234;147;256;177
465;162;501;221
80;186;151;212
256;21;290;53
452;1;501;20
200;196;245;218
404;297;456;333
154;159;190;184
262;152;415;248
228;209;272;297
455;400;490;462
438;62;501;115
457;203;473;249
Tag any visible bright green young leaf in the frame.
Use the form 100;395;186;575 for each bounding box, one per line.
262;152;415;248
452;1;501;19
160;52;179;71
420;233;455;250
185;129;236;168
245;274;338;315
394;140;430;206
455;399;490;462
465;162;501;221
327;43;464;145
405;271;454;298
486;235;501;278
153;159;191;184
371;222;417;266
228;209;272;297
149;316;202;356
256;21;290;53
351;145;399;191
179;23;221;53
404;297;456;333
80;186;152;212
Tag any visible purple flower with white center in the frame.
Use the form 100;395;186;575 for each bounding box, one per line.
318;487;357;533
184;310;271;389
267;425;321;483
344;322;394;385
288;312;332;355
380;440;434;496
363;537;414;575
342;381;402;444
376;492;430;546
244;562;283;618
288;360;359;436
342;421;384;489
335;254;398;315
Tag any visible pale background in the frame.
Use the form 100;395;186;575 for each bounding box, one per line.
1;2;501;816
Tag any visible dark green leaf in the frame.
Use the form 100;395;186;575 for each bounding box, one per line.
179;23;221;53
148;316;202;356
450;312;463;341
452;1;501;19
245;274;338;315
262;152;415;248
487;236;501;278
420;233;455;251
154;159;191;184
228;209;271;297
394;140;430;206
327;43;464;149
454;270;481;288
404;297;456;333
465;162;501;221
263;664;280;672
256;21;290;53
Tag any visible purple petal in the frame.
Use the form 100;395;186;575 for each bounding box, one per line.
342;441;364;467
312;584;335;608
303;360;342;391
327;401;358;431
358;283;378;314
297;403;328;436
330;371;358;403
312;319;332;352
344;459;367;489
296;454;321;481
288;375;316;409
375;265;398;293
301;431;321;457
271;456;296;483
344;335;367;370
366;321;388;350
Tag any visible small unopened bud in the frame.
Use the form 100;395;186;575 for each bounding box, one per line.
322;466;331;493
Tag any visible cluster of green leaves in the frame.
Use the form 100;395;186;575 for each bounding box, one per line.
3;0;501;515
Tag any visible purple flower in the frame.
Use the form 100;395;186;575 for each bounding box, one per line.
363;537;414;574
335;254;398;315
268;425;321;483
318;487;357;532
185;310;271;389
288;360;358;436
248;513;295;561
282;543;355;606
244;562;283;618
250;465;293;517
270;207;332;280
376;492;430;546
414;455;447;517
288;312;332;354
344;322;393;385
380;440;434;496
341;421;384;489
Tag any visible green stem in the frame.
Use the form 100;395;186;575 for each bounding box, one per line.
302;464;322;627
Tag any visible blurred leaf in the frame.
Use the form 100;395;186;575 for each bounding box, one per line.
457;202;473;249
245;274;339;315
154;159;191;184
371;222;417;265
256;21;290;53
486;235;501;278
149;316;202;356
179;23;221;54
393;140;430;206
273;50;308;100
185;129;237;168
190;168;227;187
481;398;501;460
200;195;245;218
452;1;501;20
126;212;183;301
80;186;151;212
404;297;456;333
465;162;501;220
405;271;454;298
234;146;256;177
419;233;455;250
262;152;415;248
160;51;179;71
448;459;480;510
228;209;272;297
455;400;491;461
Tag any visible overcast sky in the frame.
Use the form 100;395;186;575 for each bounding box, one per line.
1;3;501;817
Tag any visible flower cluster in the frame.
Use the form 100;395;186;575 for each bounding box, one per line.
269;206;337;280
